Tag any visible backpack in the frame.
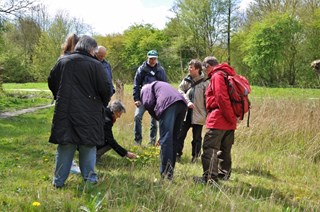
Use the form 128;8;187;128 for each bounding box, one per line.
220;71;251;127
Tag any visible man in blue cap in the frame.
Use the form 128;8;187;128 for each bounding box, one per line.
133;50;167;146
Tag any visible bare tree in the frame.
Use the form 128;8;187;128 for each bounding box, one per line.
0;0;36;18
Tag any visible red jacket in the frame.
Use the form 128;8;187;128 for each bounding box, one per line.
205;63;237;130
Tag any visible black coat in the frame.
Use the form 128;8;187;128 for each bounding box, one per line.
48;51;111;146
97;108;127;157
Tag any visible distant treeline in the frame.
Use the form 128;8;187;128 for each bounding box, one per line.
0;0;319;88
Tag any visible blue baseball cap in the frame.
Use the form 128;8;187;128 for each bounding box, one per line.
147;50;158;58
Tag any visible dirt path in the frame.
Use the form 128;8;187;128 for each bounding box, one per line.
0;104;54;119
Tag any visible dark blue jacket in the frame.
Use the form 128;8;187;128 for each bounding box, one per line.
101;59;115;96
133;61;167;101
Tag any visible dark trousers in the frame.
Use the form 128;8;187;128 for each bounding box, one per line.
176;110;203;157
96;145;112;159
159;101;187;178
201;129;234;180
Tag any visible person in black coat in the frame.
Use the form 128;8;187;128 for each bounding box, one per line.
48;35;111;188
97;100;137;159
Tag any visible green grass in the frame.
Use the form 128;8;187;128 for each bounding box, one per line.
1;83;52;112
0;83;320;211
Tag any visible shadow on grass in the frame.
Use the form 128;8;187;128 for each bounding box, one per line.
224;181;305;211
233;166;277;180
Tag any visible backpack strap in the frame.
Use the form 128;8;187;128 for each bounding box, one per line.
185;77;204;93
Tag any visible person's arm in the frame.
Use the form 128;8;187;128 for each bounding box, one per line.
104;123;128;157
133;68;142;102
96;63;111;106
48;60;62;100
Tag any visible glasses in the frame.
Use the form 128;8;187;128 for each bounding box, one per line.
203;63;209;68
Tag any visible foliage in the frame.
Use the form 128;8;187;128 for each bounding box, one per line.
0;0;320;87
242;13;302;86
121;24;169;83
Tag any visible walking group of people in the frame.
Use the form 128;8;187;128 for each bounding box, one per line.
48;33;239;188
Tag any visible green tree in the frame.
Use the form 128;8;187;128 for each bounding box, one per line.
121;24;168;82
242;13;301;86
94;34;126;82
1;17;41;82
32;12;71;81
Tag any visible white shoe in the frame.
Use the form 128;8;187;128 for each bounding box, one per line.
70;161;81;174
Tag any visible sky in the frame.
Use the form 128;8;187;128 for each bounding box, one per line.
43;0;252;35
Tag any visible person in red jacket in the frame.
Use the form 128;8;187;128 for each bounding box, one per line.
194;56;237;184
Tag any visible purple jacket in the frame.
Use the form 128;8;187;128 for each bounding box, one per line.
140;81;187;120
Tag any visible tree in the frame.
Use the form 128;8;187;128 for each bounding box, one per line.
0;0;38;89
121;24;168;82
242;13;302;86
0;0;36;18
94;33;126;82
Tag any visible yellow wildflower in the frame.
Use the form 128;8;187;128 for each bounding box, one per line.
32;201;41;207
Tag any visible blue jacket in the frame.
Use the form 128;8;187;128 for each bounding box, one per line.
140;81;187;120
133;61;167;101
101;59;115;96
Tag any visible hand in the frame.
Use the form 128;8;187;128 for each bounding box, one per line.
126;152;137;159
134;101;141;107
187;102;194;109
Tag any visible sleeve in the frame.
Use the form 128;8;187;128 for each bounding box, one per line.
104;122;128;157
214;74;236;123
96;63;111;106
178;80;191;104
140;85;158;120
133;67;142;101
47;61;61;100
159;67;167;82
106;62;115;94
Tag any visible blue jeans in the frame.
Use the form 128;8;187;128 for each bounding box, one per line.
159;101;187;178
134;104;158;145
53;144;98;187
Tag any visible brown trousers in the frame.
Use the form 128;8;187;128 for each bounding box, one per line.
201;129;234;180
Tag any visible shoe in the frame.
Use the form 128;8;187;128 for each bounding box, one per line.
218;169;231;181
134;141;141;146
191;156;199;163
193;176;218;185
53;184;64;189
70;161;81;174
161;172;173;181
176;155;181;163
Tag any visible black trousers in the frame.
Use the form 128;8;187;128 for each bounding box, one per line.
176;110;203;157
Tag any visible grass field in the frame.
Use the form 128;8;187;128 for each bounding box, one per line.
0;83;320;211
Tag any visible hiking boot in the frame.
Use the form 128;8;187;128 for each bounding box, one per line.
193;176;218;185
218;169;231;181
191;156;199;163
176;155;181;163
134;141;141;146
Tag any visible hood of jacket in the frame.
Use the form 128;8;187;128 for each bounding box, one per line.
208;63;236;78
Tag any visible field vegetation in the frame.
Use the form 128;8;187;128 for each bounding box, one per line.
0;83;319;211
